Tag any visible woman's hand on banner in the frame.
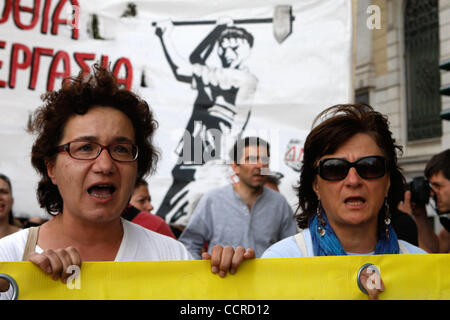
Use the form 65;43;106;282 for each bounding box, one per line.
28;247;82;284
202;245;255;278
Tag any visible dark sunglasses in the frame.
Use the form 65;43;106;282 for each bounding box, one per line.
316;156;387;181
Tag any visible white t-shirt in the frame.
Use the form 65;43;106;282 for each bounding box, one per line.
0;218;192;262
0;219;192;299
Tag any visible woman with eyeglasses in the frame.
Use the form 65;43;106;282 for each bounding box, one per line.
0;174;20;239
261;103;426;299
0;64;254;299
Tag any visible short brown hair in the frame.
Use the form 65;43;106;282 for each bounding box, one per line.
295;103;405;228
29;64;159;215
425;149;450;180
134;178;149;189
231;136;270;164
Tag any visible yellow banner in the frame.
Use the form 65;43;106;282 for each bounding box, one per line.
0;254;449;300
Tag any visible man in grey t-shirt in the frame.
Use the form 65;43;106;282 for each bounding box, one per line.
179;137;297;259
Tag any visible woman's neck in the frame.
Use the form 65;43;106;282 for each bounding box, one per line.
38;213;124;261
329;220;378;254
0;217;18;238
233;182;264;210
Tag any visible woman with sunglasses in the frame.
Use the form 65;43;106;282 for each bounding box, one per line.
0;64;254;299
262;103;426;299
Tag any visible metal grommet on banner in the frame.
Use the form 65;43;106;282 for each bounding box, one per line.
356;263;380;295
0;273;19;300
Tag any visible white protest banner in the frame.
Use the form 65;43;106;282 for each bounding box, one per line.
0;0;352;224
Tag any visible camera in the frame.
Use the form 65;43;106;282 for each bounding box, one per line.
404;176;431;206
440;215;450;233
404;177;450;232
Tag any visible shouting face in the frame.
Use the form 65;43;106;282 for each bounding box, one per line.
46;106;138;223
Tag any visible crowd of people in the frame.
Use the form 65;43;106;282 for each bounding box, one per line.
0;65;448;300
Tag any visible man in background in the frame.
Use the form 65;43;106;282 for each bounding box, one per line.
398;149;450;253
154;18;258;229
179;137;297;259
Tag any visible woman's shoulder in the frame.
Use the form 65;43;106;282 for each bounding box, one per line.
398;240;428;254
122;218;172;242
261;229;313;258
121;219;192;261
0;228;29;261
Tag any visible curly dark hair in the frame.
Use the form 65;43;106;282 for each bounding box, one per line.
29;63;159;215
295;103;405;229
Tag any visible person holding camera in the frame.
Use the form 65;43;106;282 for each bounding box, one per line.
398;149;450;253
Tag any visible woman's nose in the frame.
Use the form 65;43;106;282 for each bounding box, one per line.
344;167;362;185
93;148;115;174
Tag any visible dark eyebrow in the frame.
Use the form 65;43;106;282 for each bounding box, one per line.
114;136;135;144
73;136;97;142
73;136;135;144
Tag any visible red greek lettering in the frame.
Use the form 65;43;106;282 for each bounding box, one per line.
0;41;6;87
47;50;70;91
9;43;32;88
13;0;42;30
113;58;133;90
0;0;12;24
30;47;54;90
52;0;79;39
73;52;95;77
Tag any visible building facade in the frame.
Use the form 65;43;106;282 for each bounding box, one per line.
353;0;450;231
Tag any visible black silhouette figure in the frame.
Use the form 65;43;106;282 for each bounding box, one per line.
154;18;258;226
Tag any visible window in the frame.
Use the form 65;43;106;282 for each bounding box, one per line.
355;89;370;105
404;0;441;140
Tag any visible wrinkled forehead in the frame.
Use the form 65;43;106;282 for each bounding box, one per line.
61;106;136;144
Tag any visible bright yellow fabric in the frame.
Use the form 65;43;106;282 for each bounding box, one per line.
0;254;448;300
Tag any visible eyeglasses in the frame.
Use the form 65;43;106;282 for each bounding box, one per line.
56;141;138;162
316;156;387;181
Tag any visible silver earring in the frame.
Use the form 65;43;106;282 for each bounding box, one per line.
317;201;326;237
384;198;391;239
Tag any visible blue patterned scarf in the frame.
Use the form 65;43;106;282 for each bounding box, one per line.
308;210;399;256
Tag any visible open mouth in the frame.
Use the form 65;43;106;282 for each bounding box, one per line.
87;184;116;199
344;197;366;206
253;174;265;180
